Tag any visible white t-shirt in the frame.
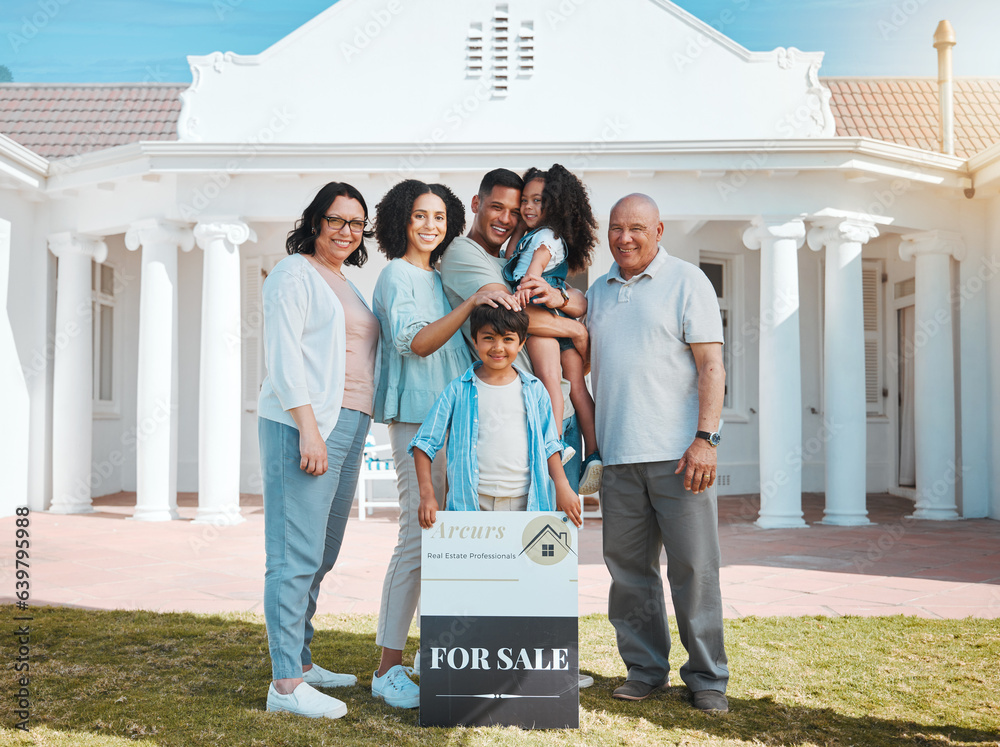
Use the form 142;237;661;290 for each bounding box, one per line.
474;376;530;497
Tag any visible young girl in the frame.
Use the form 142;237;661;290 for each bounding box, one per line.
502;164;603;496
370;179;516;710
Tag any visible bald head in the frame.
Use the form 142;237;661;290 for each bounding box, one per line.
607;193;664;280
610;193;660;222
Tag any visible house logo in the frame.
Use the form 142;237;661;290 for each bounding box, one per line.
518;516;575;566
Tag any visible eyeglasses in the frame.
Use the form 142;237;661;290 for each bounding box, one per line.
322;215;368;233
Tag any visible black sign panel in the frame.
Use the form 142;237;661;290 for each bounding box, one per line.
419;615;579;728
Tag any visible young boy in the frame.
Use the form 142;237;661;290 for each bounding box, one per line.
409;305;582;529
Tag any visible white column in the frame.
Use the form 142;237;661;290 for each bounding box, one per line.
743;217;807;528
193;220;256;526
47;232;108;514
125;219;194;521
899;230;963;520
0;218;31;517
807;216;879;525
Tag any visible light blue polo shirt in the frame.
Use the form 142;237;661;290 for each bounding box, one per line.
586;247;724;465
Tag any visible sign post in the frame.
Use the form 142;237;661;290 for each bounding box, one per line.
420;512;579;728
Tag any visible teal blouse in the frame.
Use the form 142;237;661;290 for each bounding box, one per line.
372;259;472;424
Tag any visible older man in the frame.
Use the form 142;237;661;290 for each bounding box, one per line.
586;193;729;713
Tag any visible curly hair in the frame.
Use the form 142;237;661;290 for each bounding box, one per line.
374;180;466;266
285;181;372;267
521;164;598;274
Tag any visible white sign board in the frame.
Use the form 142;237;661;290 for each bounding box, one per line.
420;512;579;728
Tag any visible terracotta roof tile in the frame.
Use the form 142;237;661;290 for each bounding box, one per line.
824;77;1000;157
0;83;186;159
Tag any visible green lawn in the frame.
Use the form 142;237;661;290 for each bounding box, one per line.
1;606;998;746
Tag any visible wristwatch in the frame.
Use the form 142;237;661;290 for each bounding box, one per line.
696;430;721;447
557;287;570;309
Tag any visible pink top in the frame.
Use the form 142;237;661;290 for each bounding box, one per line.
309;259;379;416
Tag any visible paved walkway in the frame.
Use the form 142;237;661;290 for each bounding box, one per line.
5;493;998;619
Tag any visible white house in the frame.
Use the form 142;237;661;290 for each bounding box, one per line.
1;0;998;526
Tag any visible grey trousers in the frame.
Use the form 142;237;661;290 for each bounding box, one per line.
602;460;729;693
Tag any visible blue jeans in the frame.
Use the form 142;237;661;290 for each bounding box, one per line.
259;409;370;680
562;414;581;494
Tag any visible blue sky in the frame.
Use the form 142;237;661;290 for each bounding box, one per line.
2;0;999;83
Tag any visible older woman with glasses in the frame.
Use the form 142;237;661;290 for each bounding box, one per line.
258;181;380;720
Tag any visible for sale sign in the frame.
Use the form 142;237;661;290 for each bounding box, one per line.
420;512;579;728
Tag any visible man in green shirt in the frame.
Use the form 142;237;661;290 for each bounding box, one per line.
438;167;592;688
439;168;589;362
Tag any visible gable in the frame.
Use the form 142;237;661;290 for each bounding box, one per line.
178;0;834;145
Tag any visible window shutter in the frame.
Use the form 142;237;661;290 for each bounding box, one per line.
862;261;883;416
242;258;264;411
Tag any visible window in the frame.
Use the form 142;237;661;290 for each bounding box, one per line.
862;260;885;417
542;544;554;557
242;257;265;411
92;261;120;416
699;253;744;419
242;255;286;411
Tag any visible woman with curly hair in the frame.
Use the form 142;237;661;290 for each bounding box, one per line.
502;163;603;496
369;179;517;708
260;181;379;719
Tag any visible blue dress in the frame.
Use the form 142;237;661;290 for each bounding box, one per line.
501;227;569;290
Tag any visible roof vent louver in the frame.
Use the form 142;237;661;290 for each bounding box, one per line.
465;22;484;78
517;21;534;78
467;5;532;97
490;5;509;99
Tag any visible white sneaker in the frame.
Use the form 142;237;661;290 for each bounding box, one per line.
266;682;347;719
578;452;604;496
412;651;420;676
561;445;577;465
371;665;420;709
303;663;357;688
579;673;594;689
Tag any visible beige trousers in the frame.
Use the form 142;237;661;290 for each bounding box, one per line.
477;493;529;511
374;421;447;650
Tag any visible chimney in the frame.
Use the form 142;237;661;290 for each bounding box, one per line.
933;20;956;156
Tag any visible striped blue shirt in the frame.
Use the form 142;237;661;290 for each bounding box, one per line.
408;362;561;511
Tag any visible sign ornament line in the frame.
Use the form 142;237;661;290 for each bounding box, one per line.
422;578;518;582
437;694;561;699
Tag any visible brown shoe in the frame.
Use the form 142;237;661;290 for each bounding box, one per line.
612;678;667;701
691;689;729;713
